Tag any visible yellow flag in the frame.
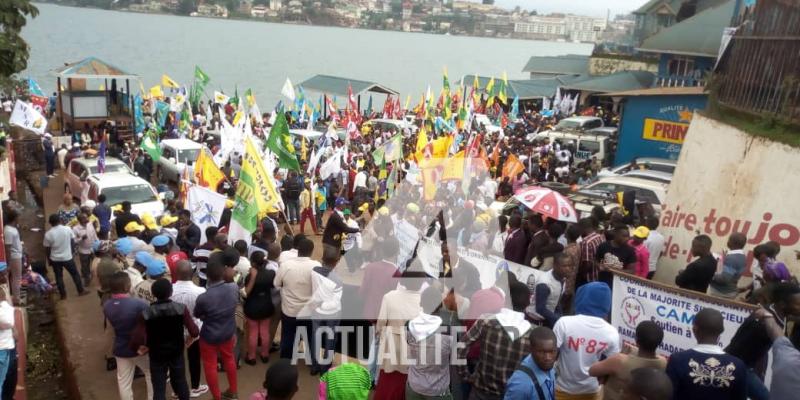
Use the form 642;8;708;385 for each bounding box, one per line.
300;135;307;162
232;111;244;126
502;153;525;179
442;150;465;181
241;136;281;217
161;74;180;89
473;74;480;90
149;85;164;99
404;95;411;111
193;147;225;189
415;126;429;162
499;71;509;104
431;135;452;159
485;77;495;95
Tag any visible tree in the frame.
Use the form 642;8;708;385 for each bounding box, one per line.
178;0;196;15
0;0;39;79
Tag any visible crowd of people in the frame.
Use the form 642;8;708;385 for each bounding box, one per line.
3;85;800;400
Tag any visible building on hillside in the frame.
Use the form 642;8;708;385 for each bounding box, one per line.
637;0;737;87
251;5;268;17
269;0;283;11
514;16;567;40
521;54;590;79
632;0;729;45
402;1;412;19
566;14;607;42
195;3;229;17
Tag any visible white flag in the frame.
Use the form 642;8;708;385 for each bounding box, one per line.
213;91;230;105
319;149;342;180
186;185;228;243
9;100;47;135
281;78;296;101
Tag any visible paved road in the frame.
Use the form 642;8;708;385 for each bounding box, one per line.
42;170;360;399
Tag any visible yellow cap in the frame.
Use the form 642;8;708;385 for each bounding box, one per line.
141;213;159;230
633;226;650;239
160;214;179;226
378;206;390;216
406;203;420;213
124;221;146;233
111;204;123;212
225;199;235;209
358;203;370;213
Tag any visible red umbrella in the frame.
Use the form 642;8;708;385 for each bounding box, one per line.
513;186;578;223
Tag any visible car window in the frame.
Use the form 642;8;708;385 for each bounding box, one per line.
555;120;581;130
88;163;130;175
162;147;174;160
583;119;602;130
101;184;158;205
588;182;618;192
616;184;661;205
70;162;83;176
178;149;200;164
576;140;601;159
649;163;676;174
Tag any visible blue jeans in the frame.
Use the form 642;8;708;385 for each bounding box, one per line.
285;199;300;223
746;368;769;400
0;349;12;398
310;317;339;373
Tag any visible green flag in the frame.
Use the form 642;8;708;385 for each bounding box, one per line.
140;133;161;161
266;112;300;171
232;166;260;232
387;161;398;196
194;66;210;86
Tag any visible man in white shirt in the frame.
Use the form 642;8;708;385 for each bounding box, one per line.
643;216;665;280
3;210;23;305
274;238;319;359
553;282;620;398
72;213;98;286
0;281;16;398
44;214;88;299
353;167;368;190
170;261;209;398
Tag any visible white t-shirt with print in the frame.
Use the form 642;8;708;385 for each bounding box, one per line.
553;314;620;394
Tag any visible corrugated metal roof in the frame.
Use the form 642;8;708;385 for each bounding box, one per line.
599;86;707;96
53;57;138;80
637;0;737;57
634;0;681;15
461;75;560;100
298;75;398;97
521;54;589;75
561;71;656;93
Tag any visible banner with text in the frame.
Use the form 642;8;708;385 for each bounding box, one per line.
611;272;755;357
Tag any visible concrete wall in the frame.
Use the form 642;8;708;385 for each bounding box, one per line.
655;113;800;282
614;94;707;165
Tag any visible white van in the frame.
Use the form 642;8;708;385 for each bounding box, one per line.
157;139;202;184
552;116;604;132
535;131;611;165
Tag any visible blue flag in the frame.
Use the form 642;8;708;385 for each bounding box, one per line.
134;95;145;134
28;77;44;97
155;100;170;128
510;96;519;120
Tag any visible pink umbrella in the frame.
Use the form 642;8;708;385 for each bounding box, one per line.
513;186;578;223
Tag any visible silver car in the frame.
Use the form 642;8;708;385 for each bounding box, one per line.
157;139;202;184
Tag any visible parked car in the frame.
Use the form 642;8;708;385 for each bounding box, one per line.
597;157;678;178
85;173;164;219
533;131;612;165
65;156;133;200
552;116;604;132
474;114;503;135
578;176;668;205
157;139;202;184
622;170;673;184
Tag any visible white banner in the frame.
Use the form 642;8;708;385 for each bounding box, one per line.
611;273;755;356
395;219;420;268
9;100;47;135
186;185;228;243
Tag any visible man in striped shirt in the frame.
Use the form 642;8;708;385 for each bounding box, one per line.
578;218;604;287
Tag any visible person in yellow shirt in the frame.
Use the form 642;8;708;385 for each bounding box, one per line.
298;179;319;235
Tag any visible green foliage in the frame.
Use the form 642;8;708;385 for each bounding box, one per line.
0;0;39;79
178;0;196;15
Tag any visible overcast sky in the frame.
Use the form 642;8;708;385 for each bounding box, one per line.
490;0;645;18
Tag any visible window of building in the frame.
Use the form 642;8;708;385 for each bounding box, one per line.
667;56;695;76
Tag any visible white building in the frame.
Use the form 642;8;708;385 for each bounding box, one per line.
251;5;268;17
514;16;567;40
565;14;607;42
269;0;283;11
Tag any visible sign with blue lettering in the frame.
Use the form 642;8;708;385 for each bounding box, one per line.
611;272;755;356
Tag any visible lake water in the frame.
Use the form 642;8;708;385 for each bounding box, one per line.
23;3;592;107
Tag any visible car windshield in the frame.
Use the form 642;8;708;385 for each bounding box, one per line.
177;149;200;164
101;184;158;205
88;163;130;175
554;120;581;130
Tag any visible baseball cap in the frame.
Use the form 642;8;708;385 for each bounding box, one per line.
125;221;145;233
151;235;169;247
0;262;7;272
115;237;134;256
111;204;123;212
160;214;178;226
343;209;352;216
141;213;159;230
135;251;166;277
406;203;420;213
335;197;349;207
633;226;650;239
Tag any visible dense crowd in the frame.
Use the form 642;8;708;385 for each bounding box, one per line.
2;87;800;400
